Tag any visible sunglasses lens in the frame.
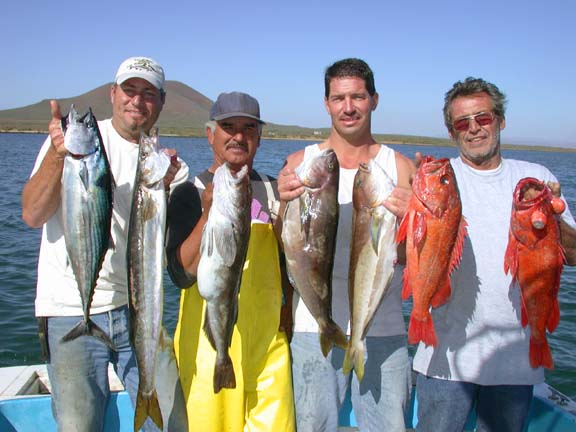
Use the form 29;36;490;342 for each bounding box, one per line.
453;118;469;132
475;113;494;126
453;113;494;131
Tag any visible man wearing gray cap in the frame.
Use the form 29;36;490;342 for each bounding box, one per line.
166;92;296;431
22;56;189;431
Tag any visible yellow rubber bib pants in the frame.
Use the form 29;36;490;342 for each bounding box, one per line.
174;223;295;432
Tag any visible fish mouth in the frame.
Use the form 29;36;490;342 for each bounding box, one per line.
515;177;546;207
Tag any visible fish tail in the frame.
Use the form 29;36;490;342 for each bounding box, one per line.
342;341;365;382
529;337;554;370
134;390;163;432
213;355;236;393
320;322;348;357
407;312;437;347
61;319;116;351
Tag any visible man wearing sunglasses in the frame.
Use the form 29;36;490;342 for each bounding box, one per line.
412;77;576;431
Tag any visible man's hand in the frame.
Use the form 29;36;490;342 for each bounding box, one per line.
48;100;67;159
384;185;412;219
162;149;181;191
278;164;305;201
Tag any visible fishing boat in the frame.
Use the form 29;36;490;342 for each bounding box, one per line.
1;364;575;431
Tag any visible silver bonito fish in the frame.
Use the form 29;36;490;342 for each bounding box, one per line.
197;163;252;394
127;128;170;431
61;105;114;350
282;148;348;357
343;159;397;381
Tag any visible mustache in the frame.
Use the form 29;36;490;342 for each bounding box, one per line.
225;140;246;150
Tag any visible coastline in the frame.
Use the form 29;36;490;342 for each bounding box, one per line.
3;129;574;153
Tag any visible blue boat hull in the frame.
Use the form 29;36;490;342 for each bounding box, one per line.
2;386;575;431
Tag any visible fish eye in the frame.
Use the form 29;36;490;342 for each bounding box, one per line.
440;175;449;185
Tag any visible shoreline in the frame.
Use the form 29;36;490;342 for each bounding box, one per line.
2;129;574;153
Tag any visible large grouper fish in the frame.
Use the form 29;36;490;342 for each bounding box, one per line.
397;156;467;347
127;128;171;431
196;163;252;393
504;177;566;369
343;159;397;381
282;148;347;357
60;105;114;350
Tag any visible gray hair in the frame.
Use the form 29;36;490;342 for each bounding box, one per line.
443;77;507;132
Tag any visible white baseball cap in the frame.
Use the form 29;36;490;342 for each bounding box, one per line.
115;56;165;90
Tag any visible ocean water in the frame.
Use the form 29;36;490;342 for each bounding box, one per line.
1;133;575;400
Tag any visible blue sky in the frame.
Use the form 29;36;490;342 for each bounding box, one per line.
2;0;575;147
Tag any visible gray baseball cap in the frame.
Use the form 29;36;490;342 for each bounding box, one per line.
210;92;266;124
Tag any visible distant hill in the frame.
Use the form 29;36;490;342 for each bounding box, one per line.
0;80;319;139
2;83;574;151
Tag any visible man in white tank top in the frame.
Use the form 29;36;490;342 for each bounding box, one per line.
278;58;416;432
412;77;576;432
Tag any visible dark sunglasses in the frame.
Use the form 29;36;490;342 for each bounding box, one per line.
452;112;496;132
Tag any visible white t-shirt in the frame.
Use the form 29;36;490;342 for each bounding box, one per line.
33;119;189;316
293;143;407;337
413;157;576;385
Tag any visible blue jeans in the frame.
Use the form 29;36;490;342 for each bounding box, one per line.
291;332;411;432
415;374;533;432
46;305;159;432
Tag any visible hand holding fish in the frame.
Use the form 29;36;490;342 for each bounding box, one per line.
278;164;305;201
162;149;182;191
48;100;67;159
383;185;413;219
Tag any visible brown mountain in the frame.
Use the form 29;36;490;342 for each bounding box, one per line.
0;81;318;138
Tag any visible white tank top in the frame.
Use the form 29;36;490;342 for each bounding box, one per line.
292;144;407;337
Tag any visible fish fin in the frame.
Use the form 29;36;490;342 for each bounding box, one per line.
430;278;451;308
407;312;437;347
299;193;313;245
396;210;409;243
449;217;468;274
413;211;427;248
201;224;213;257
503;231;519;276
134;390;163;431
547;300;560;333
213;355;236;393
319;322;348;357
521;304;529;328
61;319;116;351
342;341;365;382
215;223;237;266
529;337;554;370
202;309;217;351
370;212;384;254
401;267;411;301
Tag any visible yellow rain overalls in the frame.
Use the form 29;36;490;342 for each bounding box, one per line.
174;217;295;431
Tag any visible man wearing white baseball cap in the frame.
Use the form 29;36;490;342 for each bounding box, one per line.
22;56;189;431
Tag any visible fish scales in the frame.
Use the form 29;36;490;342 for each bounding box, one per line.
196;163;252;393
504;177;566;369
397;156;467;347
282;148;347;357
343;159;397;381
60;105;114;350
127;128;170;431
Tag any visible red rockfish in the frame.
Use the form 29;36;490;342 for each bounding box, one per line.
397;156;467;347
504;177;566;369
